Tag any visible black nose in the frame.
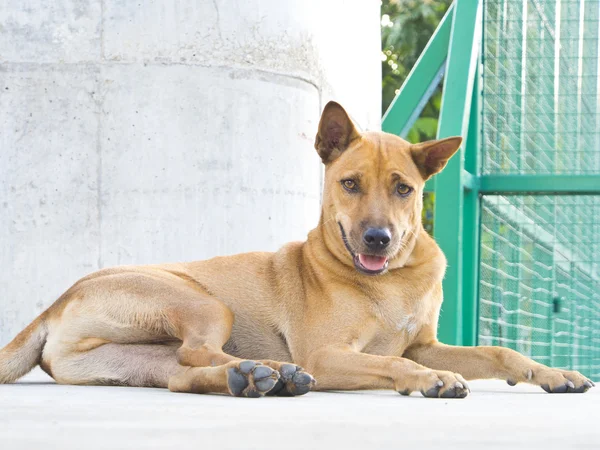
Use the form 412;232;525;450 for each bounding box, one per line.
363;228;391;251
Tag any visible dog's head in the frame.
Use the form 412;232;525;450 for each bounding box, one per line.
315;101;462;276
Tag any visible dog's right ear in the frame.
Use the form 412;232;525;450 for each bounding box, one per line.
314;101;360;164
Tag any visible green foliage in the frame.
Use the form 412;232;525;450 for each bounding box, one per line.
422;192;435;234
406;117;438;144
381;0;451;233
381;0;451;142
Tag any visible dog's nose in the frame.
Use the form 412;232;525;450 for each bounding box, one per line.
363;228;391;251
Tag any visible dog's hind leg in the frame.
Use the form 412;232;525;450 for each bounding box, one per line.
48;342;282;397
40;270;312;396
49;343;181;388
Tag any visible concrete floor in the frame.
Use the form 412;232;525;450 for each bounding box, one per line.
0;369;597;450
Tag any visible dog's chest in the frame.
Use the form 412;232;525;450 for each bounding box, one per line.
369;291;432;343
373;301;422;334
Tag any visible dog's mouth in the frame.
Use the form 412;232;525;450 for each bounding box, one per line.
338;223;389;276
354;254;389;274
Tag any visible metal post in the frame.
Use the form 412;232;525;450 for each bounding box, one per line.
434;0;482;345
461;61;482;347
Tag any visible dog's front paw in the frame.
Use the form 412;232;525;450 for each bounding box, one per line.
397;370;469;399
531;368;594;394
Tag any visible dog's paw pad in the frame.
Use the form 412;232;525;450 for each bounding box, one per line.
440;381;469;398
227;361;279;398
541;382;570;394
420;380;444;398
268;364;316;396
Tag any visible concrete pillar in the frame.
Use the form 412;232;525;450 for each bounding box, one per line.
0;0;381;344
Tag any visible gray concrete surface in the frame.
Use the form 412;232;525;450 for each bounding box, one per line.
0;368;598;450
0;1;381;344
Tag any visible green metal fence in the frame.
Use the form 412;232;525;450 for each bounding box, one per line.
383;0;600;380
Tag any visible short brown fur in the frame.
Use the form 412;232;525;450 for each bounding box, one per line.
0;101;594;397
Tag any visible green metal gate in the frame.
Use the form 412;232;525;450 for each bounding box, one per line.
382;0;600;380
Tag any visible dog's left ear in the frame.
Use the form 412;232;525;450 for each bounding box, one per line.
410;136;463;180
314;101;361;163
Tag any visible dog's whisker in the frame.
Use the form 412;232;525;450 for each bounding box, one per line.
321;216;336;227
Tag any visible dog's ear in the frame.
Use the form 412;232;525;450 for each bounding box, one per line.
314;101;361;163
410;136;463;180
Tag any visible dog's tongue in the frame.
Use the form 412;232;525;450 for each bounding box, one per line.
358;254;388;271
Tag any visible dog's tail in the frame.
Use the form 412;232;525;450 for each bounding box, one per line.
0;314;48;383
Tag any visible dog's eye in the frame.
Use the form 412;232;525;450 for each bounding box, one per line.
342;179;358;192
396;184;412;196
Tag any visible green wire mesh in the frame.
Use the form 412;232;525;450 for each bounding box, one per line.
479;196;600;379
480;0;600;379
483;0;600;175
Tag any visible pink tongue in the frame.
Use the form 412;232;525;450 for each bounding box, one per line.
358;254;388;271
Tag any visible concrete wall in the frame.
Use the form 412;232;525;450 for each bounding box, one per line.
0;0;381;344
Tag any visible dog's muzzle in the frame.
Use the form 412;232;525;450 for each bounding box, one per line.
338;223;389;276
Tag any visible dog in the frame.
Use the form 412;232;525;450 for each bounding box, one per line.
0;102;595;398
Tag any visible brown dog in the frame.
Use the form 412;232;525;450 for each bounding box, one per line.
0;102;595;398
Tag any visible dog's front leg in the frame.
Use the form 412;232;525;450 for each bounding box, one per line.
303;347;469;398
404;341;595;393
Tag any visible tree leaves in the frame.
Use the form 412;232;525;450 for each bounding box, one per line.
381;0;451;142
